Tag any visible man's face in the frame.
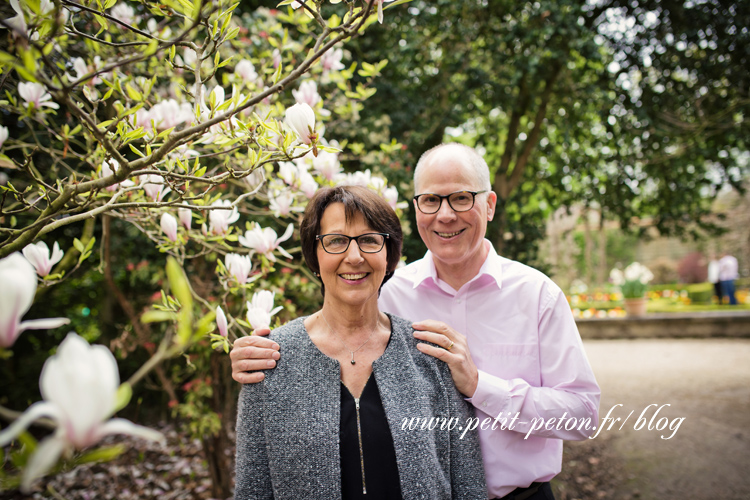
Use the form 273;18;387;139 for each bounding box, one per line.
414;151;497;274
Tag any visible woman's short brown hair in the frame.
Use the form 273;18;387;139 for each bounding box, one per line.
300;185;403;296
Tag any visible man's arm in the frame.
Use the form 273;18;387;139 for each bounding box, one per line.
230;328;281;384
467;288;600;440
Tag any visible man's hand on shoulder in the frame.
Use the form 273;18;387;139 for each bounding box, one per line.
412;320;479;398
230;328;280;384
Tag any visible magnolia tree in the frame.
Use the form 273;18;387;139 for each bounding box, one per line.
0;0;410;495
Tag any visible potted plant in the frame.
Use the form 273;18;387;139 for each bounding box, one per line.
610;262;654;316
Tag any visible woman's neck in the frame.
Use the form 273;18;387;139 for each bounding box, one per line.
319;299;383;340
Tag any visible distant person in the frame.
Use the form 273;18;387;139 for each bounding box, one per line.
718;252;739;305
707;253;722;304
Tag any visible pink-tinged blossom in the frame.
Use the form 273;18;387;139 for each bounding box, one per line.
384;186;399;210
5;0;27;37
312;150;342;181
101;159;134;192
298;172;319;199
269;190;303;218
148;99;193;131
110;3;138;26
278;161;301;186
271;49;281;69
235;60;258;84
216;306;228;337
285;103;317;145
245;290;283;331
208;199;240;236
178;208;192;230
160;213;178;242
292;81;321;108
18;82;59;110
0;333;164;491
0;126;8;149
0;253;70;349
140;174;171;202
22;241;64;277
238;223;294;262
338;169;373;188
321;48;345;74
225;253;253;285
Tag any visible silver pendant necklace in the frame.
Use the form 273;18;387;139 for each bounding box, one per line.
321;312;379;365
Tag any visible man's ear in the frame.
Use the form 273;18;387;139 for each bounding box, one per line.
486;191;498;221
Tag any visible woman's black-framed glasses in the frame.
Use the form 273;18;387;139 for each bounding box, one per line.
316;233;389;254
413;190;487;214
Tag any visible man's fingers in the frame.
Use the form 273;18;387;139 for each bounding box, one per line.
252;327;272;337
233;370;266;384
234;358;277;372
413;330;458;351
231;335;279;355
416;342;452;361
412;319;453;336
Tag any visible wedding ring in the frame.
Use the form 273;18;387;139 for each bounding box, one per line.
446;340;454;351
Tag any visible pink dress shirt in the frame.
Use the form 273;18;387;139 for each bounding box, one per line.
379;240;600;498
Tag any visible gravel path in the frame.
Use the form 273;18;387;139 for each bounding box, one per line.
567;338;750;500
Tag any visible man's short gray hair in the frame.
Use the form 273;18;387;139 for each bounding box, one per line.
414;143;492;193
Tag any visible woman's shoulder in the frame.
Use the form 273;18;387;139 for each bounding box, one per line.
268;317;307;342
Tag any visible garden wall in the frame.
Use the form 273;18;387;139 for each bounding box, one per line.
576;310;750;339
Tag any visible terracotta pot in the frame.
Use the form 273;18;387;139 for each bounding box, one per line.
623;297;648;317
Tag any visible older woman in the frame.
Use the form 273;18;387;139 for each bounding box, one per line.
234;185;485;500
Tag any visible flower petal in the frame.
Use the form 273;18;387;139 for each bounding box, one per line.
0;401;61;447
95;418;166;444
21;434;67;492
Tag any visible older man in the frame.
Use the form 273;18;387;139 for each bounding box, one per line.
231;143;600;500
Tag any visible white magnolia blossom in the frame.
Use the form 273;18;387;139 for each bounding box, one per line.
208;199;240;236
271;48;281;69
321;47;345;74
160;213;178;242
0;253;69;348
0;126;8;149
235;59;259;84
22;241;64;277
140;174;171;202
373;0;395;24
285;103;317;145
216;306;228;337
178;208;193;230
278;161;304;186
0;333;164;491
69;56;106;85
110;2;138;26
225;253;253;285
18;82;59;110
245;290;283;331
238;223;294;262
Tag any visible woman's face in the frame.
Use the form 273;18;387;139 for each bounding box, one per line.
316;203;388;309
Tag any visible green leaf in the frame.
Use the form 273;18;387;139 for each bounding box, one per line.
73;238;85;253
383;0;414;10
141;310;179;323
76;445;126;465
113;383;132;413
166;258;193;346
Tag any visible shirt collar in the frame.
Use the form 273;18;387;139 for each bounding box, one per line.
411;239;503;290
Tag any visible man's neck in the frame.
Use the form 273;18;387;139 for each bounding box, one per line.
432;241;490;291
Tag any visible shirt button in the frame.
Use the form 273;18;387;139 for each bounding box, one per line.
482;402;488;408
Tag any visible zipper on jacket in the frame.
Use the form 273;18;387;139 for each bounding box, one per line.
354;397;367;494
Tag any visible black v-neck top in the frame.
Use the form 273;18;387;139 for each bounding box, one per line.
340;374;403;500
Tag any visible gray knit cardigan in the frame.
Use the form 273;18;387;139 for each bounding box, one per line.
234;314;486;500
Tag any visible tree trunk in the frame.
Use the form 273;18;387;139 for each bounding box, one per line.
202;351;237;499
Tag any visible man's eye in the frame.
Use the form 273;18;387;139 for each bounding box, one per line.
422;195;440;204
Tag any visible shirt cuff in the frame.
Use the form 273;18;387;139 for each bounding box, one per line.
466;369;512;418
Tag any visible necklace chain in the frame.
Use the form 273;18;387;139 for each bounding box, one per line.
320;312;380;365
